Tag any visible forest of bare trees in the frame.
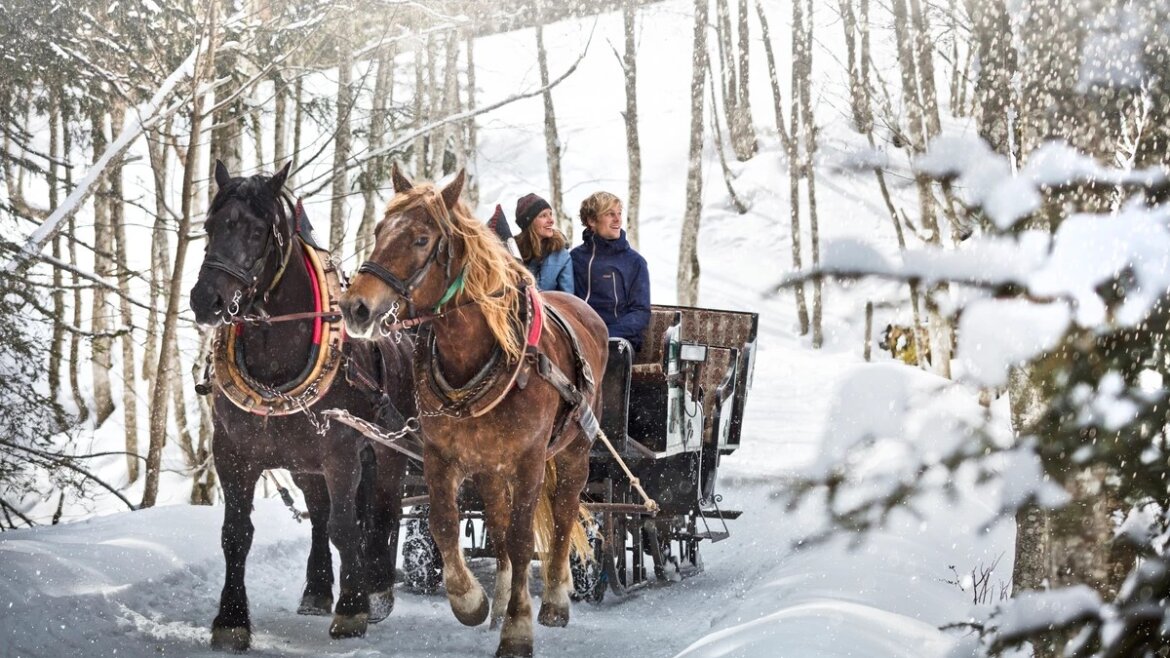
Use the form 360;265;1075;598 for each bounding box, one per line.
3;0;1170;653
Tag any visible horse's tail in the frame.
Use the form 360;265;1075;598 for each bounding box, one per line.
533;460;593;586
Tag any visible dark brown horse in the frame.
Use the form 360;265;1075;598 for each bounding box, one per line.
189;161;412;651
339;167;609;658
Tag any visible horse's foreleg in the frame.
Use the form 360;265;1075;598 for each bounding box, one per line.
538;448;589;629
292;472;334;616
497;454;543;658
367;447;407;623
425;455;488;626
211;462;262;652
474;473;513;630
325;452;370;639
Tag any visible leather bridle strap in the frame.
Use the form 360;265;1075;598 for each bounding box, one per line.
356;235;449;316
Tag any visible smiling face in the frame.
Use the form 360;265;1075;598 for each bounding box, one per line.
532;208;556;239
591;202;623;240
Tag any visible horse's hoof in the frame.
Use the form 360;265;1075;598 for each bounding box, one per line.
297;591;333;616
450;588;490;627
210;626;250;653
537;601;569;628
495;639;534;658
329;613;369;639
368;590;394;623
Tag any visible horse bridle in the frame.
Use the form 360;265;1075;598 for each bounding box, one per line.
356;218;458;320
199;194;297;317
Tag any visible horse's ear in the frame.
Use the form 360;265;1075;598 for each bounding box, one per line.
269;161;291;193
214;160;231;189
441;169;466;210
391;162;414;194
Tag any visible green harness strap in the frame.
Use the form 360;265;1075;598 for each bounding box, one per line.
434;269;466;312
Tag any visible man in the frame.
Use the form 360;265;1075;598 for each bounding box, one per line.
570;191;650;351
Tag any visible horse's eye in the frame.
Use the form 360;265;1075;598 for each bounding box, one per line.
413;236;429;247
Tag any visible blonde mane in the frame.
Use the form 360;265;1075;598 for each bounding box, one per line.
384;184;535;362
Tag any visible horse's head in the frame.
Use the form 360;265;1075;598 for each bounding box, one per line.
340;164;467;338
189;160;292;326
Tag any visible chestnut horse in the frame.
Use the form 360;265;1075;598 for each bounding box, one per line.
189;161;412;651
339;167;608;657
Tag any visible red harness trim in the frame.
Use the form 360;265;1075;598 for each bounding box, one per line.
527;287;544;347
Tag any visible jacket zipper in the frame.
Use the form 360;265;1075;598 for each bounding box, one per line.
585;241;597;303
611;274;619;317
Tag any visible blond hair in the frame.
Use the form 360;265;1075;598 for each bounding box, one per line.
383;185;535;362
578;191;622;231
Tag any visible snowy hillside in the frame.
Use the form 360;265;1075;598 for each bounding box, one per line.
1;2;1015;657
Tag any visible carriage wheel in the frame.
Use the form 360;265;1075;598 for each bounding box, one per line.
570;521;605;603
402;506;444;593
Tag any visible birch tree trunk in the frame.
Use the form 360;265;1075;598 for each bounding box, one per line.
62;99;88;424
109;103;140;482
357;47;394;261
330;42;352;252
621;2;641;248
787;0;810;335
89;109;116;427
273;74;287;168
413;38;429;177
292;77;304;187
143;6;218;509
143;126;170;386
730;0;757;160
48;91;65;423
536;18;570;237
755;1;791;150
677;0;708;307
799;0;822;348
464;34;480;206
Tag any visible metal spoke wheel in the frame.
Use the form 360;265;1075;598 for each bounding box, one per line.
402;505;444;593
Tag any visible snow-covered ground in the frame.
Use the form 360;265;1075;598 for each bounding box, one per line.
1;2;1015;656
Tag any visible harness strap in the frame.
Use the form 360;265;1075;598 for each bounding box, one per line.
434;269;466;312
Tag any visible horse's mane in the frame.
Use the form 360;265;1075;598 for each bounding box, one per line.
385;184;535;362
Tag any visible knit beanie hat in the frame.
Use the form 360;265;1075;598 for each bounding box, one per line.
515;193;552;232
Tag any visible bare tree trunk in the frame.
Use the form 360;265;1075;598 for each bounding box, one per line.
621;2;641;247
291;77;304;187
437;33;460;176
892;0;952;376
143;6;218;509
413;38;429;177
788;0;810;335
330;42;352;252
357;47;394;261
708;66;748;214
190;334;217;505
143;125;170;386
62;98;88;424
839;0;873;133
799;0;823;348
537;18;570;237
273;74;287;167
965;0;1018;156
109;104;140;483
755;1;791;151
677;0;708;307
464;34;480;206
730;0;757;160
48;90;65;424
89;109;116;426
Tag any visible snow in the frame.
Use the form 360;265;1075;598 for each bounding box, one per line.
2;0;1121;656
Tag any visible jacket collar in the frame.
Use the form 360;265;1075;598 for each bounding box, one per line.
582;228;629;254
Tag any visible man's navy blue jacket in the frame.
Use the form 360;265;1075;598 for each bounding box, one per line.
570;229;651;351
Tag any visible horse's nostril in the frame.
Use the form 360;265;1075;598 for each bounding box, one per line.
352;301;370;324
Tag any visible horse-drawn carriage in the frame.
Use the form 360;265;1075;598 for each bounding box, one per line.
193;161;757;656
395;303;759;601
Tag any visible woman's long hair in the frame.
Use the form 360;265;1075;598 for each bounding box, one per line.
383;184;535;361
516;223;567;264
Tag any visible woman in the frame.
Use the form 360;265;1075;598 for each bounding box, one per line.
570;191;650;351
514;192;574;294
